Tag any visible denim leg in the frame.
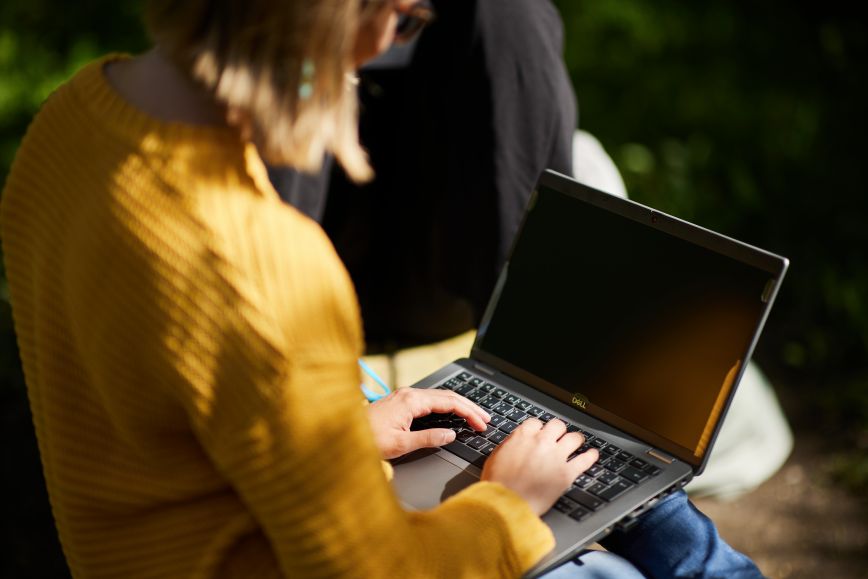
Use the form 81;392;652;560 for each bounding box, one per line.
600;490;765;579
540;550;647;579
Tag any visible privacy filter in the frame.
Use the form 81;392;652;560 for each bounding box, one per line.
476;183;776;463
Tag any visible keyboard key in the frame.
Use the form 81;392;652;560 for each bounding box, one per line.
621;466;650;484
443;441;486;467
493;402;514;416
568;505;592;521
605;459;627;473
449;416;469;428
467;437;490;451
488;431;507;445
478;425;498;438
598;479;634;502
630;458;649;470
590;439;606;448
598;471;619;485
455;383;476;396
506;408;529;423
469;377;485;387
566;488;605;511
489;415;506;427
480;382;497;393
480;443;496;455
587;465;605;478
566;424;580;433
602;445;619;455
617;451;634;463
457;372;473;381
527;406;544;417
499;420;519;434
575;474;595;488
503;394;521;406
455;429;475;443
540;412;556;422
644;465;662;476
587;482;608;496
445;377;464;389
479;396;498;409
554;497;578;514
516;400;532;412
467;390;486;403
492;388;509;399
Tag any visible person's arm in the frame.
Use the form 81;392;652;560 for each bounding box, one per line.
174;206;558;577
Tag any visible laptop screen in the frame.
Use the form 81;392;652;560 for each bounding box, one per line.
475;178;784;466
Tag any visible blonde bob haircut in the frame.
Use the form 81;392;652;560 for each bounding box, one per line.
145;0;373;182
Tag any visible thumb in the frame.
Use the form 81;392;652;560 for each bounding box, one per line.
408;428;456;450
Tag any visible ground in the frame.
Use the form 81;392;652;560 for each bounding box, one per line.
693;433;868;579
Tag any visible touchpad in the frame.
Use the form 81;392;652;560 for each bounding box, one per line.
391;450;480;510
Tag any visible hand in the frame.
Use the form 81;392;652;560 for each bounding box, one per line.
481;418;599;516
367;388;491;459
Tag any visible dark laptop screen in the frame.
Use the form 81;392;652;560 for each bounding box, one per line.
476;183;776;462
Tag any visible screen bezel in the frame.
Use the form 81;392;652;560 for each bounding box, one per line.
472;170;789;473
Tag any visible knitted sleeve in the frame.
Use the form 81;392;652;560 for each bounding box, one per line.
171;199;556;577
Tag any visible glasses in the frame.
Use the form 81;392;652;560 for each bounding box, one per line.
394;1;435;44
363;0;436;45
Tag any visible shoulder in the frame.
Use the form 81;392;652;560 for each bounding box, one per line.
198;192;364;361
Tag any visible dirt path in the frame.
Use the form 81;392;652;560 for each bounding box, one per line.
693;435;868;579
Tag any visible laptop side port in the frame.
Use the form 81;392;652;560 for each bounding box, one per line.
614;482;689;532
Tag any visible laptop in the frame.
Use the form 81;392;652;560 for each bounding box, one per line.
390;169;789;576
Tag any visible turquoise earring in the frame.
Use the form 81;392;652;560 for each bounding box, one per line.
298;58;315;100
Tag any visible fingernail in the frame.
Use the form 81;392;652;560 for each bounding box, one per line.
442;431;456;444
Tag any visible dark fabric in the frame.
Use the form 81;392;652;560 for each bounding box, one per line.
267;156;333;222
272;0;577;348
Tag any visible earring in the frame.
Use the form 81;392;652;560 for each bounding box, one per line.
298;58;315;100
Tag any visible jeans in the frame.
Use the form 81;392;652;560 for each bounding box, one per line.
541;491;765;579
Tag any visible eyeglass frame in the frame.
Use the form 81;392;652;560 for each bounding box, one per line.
361;0;437;45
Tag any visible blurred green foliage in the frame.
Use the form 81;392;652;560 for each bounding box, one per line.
555;0;868;503
555;0;868;421
0;0;866;575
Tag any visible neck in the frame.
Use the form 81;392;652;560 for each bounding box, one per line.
105;47;228;127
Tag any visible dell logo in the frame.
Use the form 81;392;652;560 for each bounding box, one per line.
571;393;589;410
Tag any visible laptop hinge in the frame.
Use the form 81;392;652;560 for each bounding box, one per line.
646;449;675;464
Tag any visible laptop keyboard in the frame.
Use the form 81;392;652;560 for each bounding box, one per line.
410;370;662;521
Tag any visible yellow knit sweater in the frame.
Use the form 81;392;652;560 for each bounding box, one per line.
0;55;554;578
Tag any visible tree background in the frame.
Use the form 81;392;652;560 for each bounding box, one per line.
1;1;866;576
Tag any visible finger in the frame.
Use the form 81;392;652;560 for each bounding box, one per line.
414;390;491;429
407;428;456;451
556;432;586;457
515;416;544;434
540;418;568;441
567;448;600;480
437;394;491;431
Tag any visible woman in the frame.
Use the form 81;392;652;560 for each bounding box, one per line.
1;0;763;577
0;0;599;576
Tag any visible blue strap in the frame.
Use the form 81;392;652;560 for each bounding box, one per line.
359;359;392;402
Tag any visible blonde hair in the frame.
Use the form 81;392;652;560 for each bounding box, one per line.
145;0;373;182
